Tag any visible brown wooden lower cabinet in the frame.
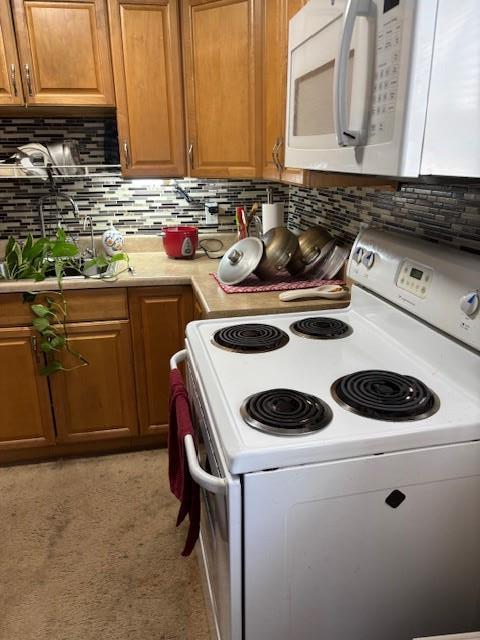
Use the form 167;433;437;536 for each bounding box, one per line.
0;326;55;449
0;285;196;462
49;320;138;443
194;294;204;320
129;286;193;436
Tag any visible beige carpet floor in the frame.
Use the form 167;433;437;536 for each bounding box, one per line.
0;449;211;640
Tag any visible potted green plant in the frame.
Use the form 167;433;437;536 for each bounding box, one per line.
1;230;128;375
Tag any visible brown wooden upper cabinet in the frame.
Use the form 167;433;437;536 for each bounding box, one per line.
262;0;306;183
0;2;24;105
11;0;115;107
108;0;185;177
182;0;262;178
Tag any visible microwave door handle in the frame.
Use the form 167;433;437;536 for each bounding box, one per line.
170;349;228;496
334;0;373;147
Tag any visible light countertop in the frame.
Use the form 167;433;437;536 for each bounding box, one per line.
0;235;350;319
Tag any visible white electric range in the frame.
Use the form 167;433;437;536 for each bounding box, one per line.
172;229;480;640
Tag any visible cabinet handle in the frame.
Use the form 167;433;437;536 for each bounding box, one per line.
188;143;194;169
271;140;278;170
31;335;41;365
10;64;18;96
123;139;130;168
24;64;33;96
272;139;282;172
275;136;284;172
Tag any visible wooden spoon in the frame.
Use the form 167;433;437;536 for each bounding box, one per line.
279;284;348;302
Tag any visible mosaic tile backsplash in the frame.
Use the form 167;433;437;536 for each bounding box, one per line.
0;117;479;253
0;117;287;237
288;183;480;253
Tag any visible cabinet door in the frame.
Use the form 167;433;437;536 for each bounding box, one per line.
280;0;307;184
262;0;306;183
12;0;115;106
108;0;186;177
49;321;138;443
193;295;203;320
0;328;54;450
0;2;24;105
182;0;262;178
262;0;283;181
129;286;193;435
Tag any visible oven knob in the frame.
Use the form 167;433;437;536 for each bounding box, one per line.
362;251;375;269
460;292;479;317
353;246;364;264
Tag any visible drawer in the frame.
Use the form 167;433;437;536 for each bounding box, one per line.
0;288;129;327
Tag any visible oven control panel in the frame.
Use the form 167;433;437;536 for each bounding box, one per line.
395;260;433;299
348;228;480;352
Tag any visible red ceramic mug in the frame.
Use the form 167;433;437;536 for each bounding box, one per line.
161;226;199;259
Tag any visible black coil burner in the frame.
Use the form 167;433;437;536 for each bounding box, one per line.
212;324;289;353
331;370;440;421
240;388;333;435
290;317;352;339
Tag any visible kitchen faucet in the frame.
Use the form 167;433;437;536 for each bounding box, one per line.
38;190;80;238
173;181;193;204
82;215;96;258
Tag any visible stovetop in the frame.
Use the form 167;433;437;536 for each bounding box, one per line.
186;287;480;475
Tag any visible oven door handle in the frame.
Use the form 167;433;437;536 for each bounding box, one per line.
334;0;374;147
184;434;227;495
170;349;187;370
170;349;228;496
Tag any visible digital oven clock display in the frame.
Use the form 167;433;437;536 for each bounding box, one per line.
410;267;423;280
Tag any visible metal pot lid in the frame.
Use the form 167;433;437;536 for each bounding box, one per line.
217;237;264;285
303;237;336;270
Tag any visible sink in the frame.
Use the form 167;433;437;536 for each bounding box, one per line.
0;257;118;281
44;259;118;280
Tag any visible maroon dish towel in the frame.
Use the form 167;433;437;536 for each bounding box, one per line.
168;367;200;557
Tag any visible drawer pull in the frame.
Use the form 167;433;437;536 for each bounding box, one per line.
31;335;41;365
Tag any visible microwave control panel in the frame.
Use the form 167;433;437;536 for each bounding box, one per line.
368;2;404;144
395;259;433;299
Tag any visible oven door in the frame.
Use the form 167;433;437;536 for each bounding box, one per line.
171;350;242;640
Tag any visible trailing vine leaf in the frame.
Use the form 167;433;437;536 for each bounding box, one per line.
32;317;51;332
109;252;127;262
40;340;55;352
51;241;79;258
31;304;53;318
56;228;67;242
40;360;64;376
51;335;66;349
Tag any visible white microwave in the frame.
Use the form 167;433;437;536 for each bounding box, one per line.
285;0;480;178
